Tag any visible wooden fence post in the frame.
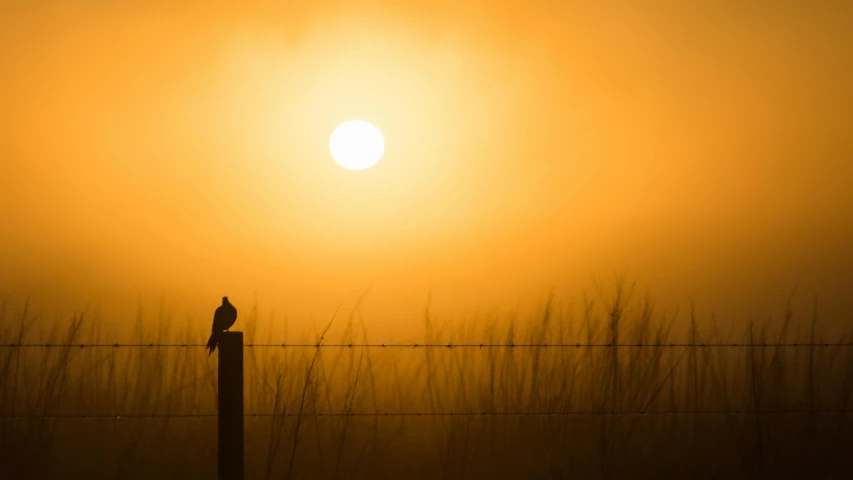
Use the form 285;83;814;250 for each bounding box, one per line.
218;331;244;480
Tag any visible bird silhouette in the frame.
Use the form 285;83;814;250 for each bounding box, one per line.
206;296;237;356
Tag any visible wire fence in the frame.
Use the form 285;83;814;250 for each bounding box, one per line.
2;410;852;420
4;341;851;421
2;342;852;348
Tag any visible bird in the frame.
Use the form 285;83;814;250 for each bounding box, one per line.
206;296;237;356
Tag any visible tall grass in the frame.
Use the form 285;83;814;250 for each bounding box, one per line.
2;288;853;479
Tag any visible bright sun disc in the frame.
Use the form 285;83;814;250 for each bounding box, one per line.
329;120;385;170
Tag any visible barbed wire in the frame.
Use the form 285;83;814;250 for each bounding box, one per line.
1;409;851;419
1;342;852;349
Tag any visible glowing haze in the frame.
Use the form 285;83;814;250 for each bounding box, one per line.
1;2;852;332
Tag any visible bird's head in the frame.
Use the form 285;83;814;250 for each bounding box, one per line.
222;296;229;304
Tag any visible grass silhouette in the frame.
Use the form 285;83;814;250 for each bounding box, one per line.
1;286;853;479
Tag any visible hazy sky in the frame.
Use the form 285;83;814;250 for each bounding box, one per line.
2;2;852;333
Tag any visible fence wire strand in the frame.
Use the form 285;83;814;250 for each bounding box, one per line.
2;343;852;349
2;410;852;420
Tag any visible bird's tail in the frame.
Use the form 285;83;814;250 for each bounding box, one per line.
206;331;219;356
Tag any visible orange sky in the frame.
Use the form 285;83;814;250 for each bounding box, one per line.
2;2;852;334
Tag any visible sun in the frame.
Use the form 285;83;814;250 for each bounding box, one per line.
329;120;385;170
